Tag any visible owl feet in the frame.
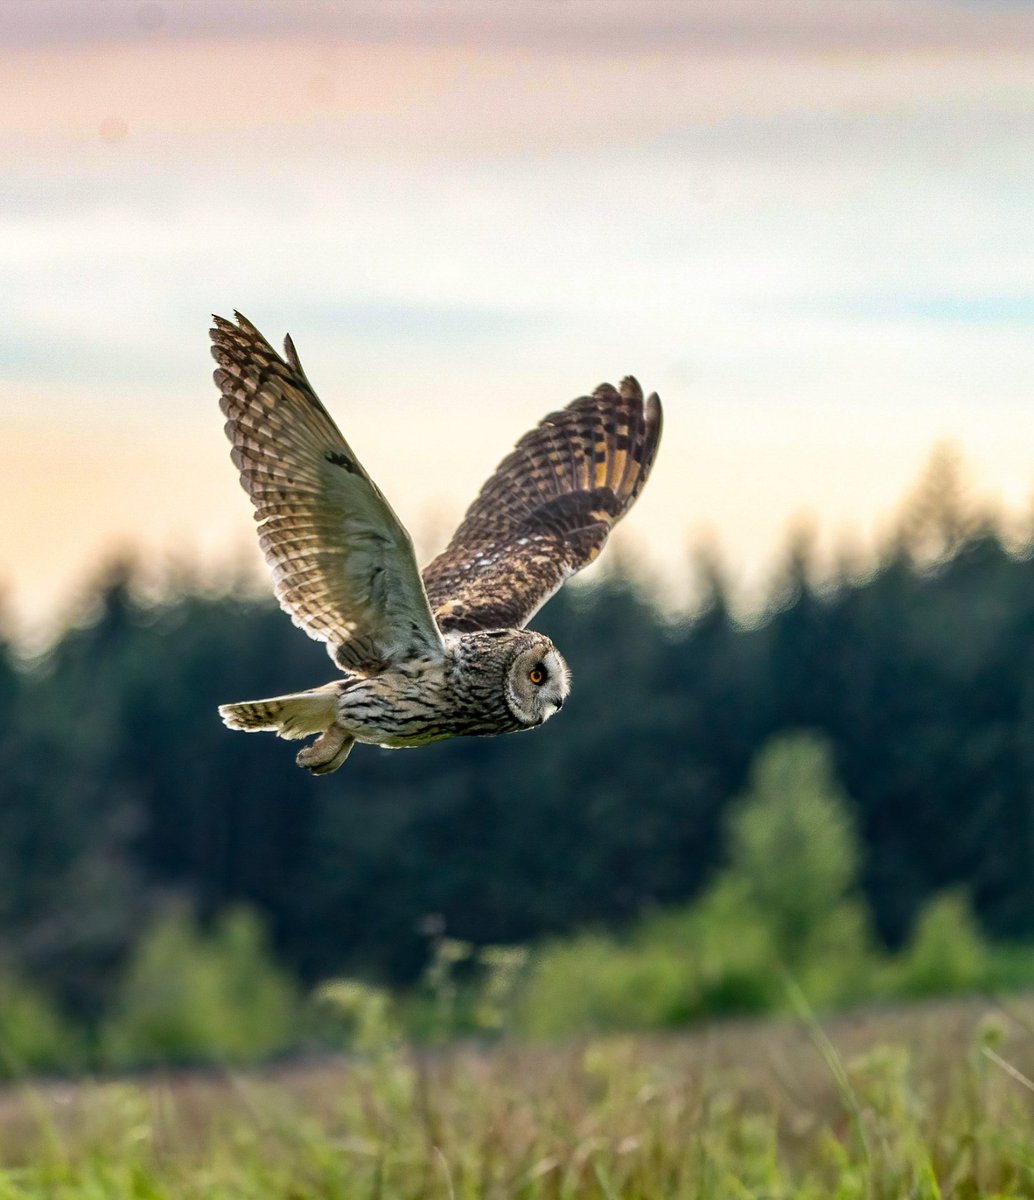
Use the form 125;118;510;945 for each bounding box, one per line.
295;726;355;775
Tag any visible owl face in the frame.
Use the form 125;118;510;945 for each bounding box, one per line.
504;636;571;728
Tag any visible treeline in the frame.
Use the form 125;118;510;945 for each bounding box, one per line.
518;733;1034;1038
4;450;1034;1023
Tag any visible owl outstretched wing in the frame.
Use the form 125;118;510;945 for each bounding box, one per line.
422;378;662;633
212;312;444;670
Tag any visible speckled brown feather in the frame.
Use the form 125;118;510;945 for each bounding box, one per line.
211;313;444;670
423;378;662;632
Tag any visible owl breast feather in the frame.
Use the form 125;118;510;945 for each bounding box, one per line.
337;650;520;747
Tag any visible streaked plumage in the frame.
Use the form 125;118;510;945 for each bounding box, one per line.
212;312;662;774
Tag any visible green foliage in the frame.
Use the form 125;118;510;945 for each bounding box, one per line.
725;732;860;963
9;457;1034;1038
103;905;298;1067
472;944;529;1031
794;898;880;1009
519;735;881;1036
1;998;1033;1198
893;889;990;998
643;878;782;1016
519;882;788;1038
399;935;532;1041
0;973;80;1079
311;978;401;1055
519;930;695;1036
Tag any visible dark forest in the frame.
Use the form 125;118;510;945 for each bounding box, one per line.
4;453;1034;1022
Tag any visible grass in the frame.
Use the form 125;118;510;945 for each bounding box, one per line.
2;994;1034;1198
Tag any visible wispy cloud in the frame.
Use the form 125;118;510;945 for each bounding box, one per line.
6;0;1034;53
3;0;1034;635
808;293;1034;326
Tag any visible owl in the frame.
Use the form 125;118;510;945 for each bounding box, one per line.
212;312;662;774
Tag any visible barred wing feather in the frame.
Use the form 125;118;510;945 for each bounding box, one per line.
211;313;444;670
423;378;662;633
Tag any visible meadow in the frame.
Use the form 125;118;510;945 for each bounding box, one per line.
7;479;1034;1197
2;994;1034;1199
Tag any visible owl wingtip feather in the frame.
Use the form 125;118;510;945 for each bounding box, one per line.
645;390;663;434
233;310;264;338
283;332;307;377
618;375;643;402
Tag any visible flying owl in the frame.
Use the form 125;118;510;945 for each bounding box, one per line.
212;312;662;774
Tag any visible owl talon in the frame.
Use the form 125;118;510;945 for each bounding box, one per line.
295;727;354;775
304;761;335;777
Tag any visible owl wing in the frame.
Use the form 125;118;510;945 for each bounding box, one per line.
212;312;444;670
422;378;662;633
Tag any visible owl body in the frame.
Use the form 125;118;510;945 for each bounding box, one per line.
225;630;569;772
211;313;661;775
350;629;567;743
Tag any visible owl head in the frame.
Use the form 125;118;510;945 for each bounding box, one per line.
501;632;571;728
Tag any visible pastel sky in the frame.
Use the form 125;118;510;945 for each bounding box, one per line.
4;0;1034;641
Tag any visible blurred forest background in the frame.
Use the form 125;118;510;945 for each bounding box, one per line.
7;447;1034;1074
7;13;1034;1199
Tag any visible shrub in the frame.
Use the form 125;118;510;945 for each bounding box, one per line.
724;732;860;965
893;889;989;998
103;904;298;1067
0;973;80;1078
312;979;401;1053
518;881;782;1037
517;932;694;1037
646;878;783;1016
516;735;884;1036
794;897;880;1009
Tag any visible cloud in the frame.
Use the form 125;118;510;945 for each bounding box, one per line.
6;0;1034;53
808;293;1034;326
4;0;1034;633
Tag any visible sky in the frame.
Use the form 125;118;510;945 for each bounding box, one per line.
3;0;1034;642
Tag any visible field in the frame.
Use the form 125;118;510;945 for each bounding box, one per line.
2;996;1034;1199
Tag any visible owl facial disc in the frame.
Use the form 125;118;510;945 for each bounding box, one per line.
505;639;571;728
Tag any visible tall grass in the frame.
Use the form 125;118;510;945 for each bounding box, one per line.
2;995;1034;1198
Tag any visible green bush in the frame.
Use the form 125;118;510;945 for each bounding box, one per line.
794;897;880;1009
103;904;298;1067
645;877;782;1016
398;939;532;1042
516;734;886;1036
893;889;989;998
312;979;401;1053
518;880;781;1037
724;733;860;965
518;931;695;1037
981;941;1034;993
0;973;80;1079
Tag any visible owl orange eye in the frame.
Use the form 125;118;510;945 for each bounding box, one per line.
529;666;545;685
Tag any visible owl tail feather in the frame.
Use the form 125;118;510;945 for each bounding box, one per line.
218;685;338;740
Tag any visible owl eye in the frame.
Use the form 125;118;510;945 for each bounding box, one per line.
529;666;546;685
